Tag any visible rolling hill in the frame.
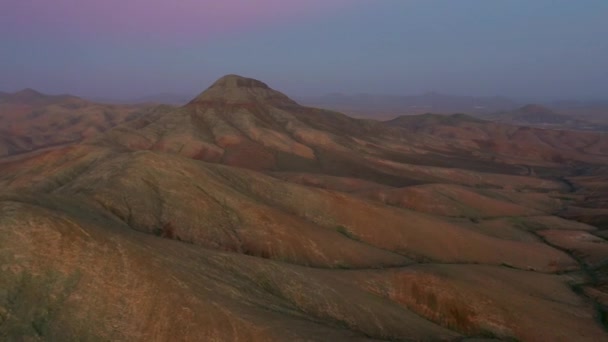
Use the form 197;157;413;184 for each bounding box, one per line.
0;89;167;157
1;75;607;341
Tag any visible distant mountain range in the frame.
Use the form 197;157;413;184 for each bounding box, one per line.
0;88;80;105
88;93;194;105
296;92;520;117
0;88;165;157
482;104;608;131
8;87;608;132
80;91;608;126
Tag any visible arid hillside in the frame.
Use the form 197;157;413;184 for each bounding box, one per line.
0;89;167;157
1;75;607;341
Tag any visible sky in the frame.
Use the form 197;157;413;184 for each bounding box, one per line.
1;0;607;101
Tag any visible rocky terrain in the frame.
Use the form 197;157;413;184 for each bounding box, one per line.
1;75;607;341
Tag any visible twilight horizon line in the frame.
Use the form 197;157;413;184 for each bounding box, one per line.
1;0;607;100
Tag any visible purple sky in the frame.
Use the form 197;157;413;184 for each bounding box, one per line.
1;0;607;101
3;0;349;43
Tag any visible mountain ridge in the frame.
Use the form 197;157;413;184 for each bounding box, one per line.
0;89;164;157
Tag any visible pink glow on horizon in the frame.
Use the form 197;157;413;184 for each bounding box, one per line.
4;0;355;43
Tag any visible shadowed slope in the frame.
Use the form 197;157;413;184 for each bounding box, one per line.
0;146;578;272
0;199;457;341
0;194;604;341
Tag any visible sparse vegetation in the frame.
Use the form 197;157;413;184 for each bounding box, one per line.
335;262;351;270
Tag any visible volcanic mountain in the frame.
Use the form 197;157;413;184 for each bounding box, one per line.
0;89;167;157
99;75;608;179
1;75;608;341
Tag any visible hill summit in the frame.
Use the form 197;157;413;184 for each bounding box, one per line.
519;104;556;115
13;88;45;100
188;74;298;106
488;103;580;126
209;74;272;89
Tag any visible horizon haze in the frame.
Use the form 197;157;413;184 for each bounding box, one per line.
1;0;607;101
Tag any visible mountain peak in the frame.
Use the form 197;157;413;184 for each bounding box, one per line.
519;104;554;114
188;74;297;106
14;88;45;99
209;74;271;90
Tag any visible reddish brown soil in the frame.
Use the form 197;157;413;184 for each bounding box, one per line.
1;75;607;341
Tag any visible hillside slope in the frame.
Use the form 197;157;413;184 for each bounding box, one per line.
1;75;607;341
0;89;166;157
